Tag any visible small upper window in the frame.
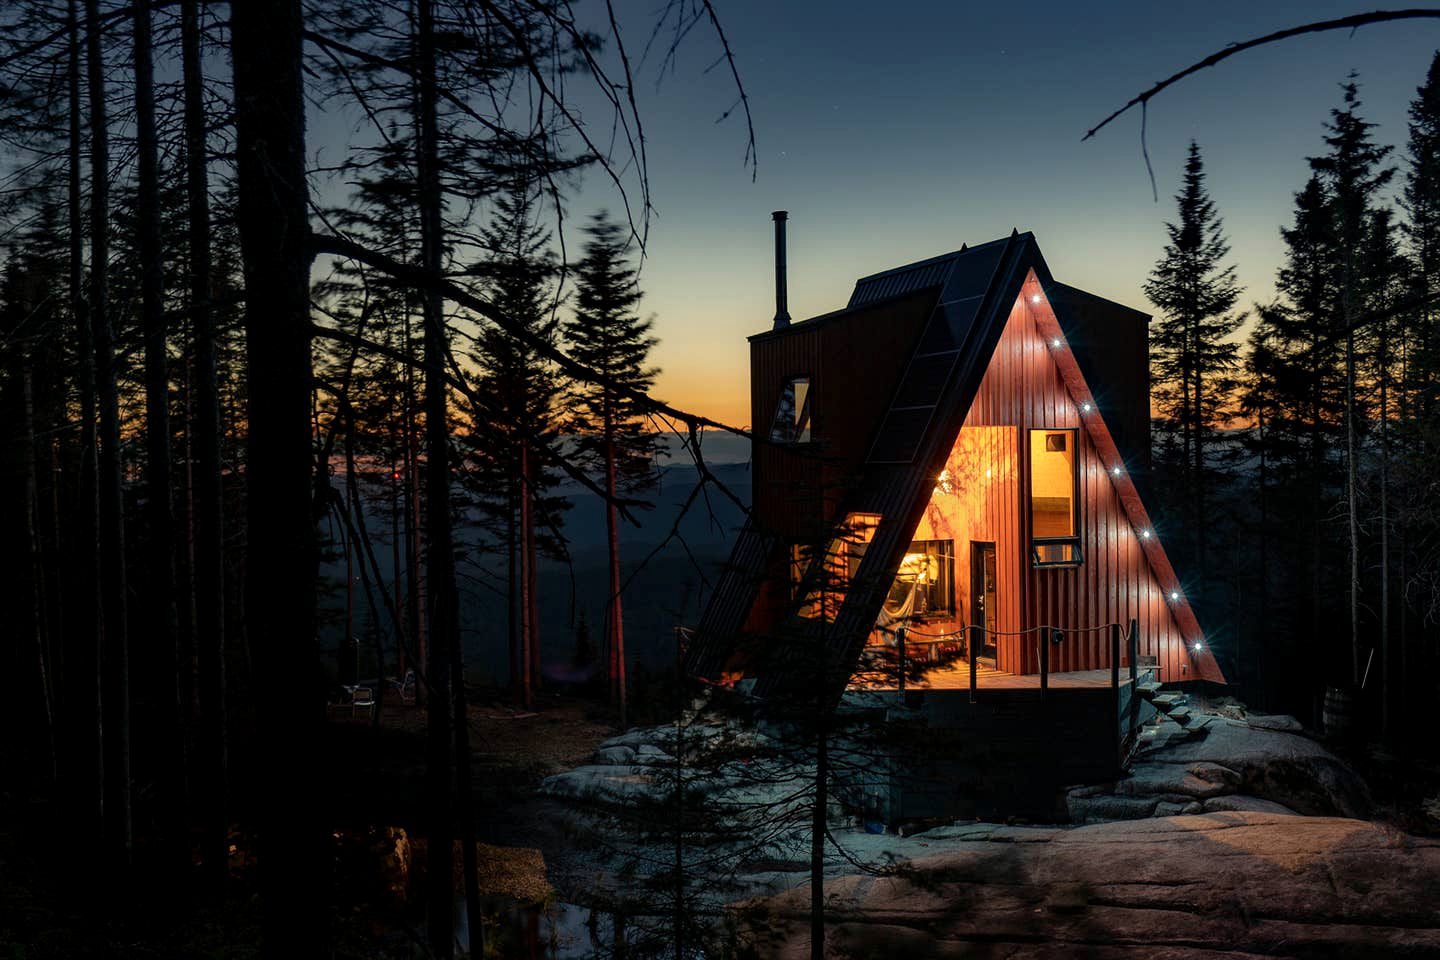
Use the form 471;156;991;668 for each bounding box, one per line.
1030;428;1082;567
770;376;812;444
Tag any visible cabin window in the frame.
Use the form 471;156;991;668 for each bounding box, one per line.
886;540;955;619
770;376;812;444
1029;428;1083;567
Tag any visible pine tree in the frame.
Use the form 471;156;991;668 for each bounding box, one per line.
1248;173;1344;707
1403;51;1440;415
564;211;663;726
463;173;569;708
1310;75;1394;685
1143;141;1243;585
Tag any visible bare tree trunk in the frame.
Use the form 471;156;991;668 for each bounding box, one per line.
86;0;131;867
1346;328;1360;687
415;1;457;953
231;0;327;952
182;0;229;888
66;0;103;851
133;0;187;875
452;630;482;954
518;444;533;710
526;448;541;697
1379;317;1391;739
605;426;625;727
810;720;827;960
507;469;520;701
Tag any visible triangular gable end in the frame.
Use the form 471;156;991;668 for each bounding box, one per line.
756;233;1224;700
879;268;1225;684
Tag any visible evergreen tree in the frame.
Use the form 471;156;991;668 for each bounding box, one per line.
564;211;662;726
1403;51;1440;415
1246;173;1344;707
463;173;570;707
1143;140;1243;584
1311;75;1394;684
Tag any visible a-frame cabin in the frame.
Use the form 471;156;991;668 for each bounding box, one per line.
686;226;1225;819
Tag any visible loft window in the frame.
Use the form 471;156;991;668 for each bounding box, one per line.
885;540;954;619
1029;428;1082;567
770;376;812;444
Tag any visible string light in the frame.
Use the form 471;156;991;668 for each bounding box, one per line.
1031;294;1042;304
1169;590;1180;601
1193;643;1203;654
1140;529;1152;540
1110;465;1121;477
1050;337;1062;348
1080;402;1092;413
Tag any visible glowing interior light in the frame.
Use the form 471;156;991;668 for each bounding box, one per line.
1050;337;1062;348
1080;402;1092;413
1170;590;1180;601
985;468;993;479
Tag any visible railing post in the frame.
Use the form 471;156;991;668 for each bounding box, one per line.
969;625;978;703
897;626;907;695
1128;618;1140;736
1110;622;1121;691
1039;630;1049;701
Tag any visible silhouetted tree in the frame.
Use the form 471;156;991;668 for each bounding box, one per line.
565;211;663;726
1143;140;1243;587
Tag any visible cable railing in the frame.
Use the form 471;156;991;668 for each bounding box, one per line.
868;618;1142;708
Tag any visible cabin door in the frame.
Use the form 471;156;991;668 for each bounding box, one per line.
970;541;998;663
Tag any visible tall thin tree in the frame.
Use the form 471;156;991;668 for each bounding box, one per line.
564;211;662;727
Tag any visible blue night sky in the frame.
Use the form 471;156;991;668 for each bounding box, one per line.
558;1;1440;425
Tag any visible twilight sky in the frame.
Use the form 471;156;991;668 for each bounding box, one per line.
566;1;1440;427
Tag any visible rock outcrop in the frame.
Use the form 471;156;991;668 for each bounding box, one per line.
745;813;1440;958
1068;704;1370;824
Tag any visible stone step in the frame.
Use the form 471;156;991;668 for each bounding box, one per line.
1166;705;1192;725
1137;681;1163;699
1152;692;1187;712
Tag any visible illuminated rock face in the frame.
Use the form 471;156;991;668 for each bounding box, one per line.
1067;706;1371;823
746;813;1440;959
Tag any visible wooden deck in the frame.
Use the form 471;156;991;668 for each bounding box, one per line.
852;660;1131;691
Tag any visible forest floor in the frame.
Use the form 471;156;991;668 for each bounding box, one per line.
0;691;618;959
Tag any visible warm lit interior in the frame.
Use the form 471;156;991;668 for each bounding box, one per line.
1030;429;1075;538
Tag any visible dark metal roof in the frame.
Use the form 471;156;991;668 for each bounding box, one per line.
847;237;1011;308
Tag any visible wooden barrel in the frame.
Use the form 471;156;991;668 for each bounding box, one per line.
1323;686;1355;739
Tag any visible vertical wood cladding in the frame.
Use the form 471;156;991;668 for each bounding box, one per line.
938;282;1193;681
750;290;938;541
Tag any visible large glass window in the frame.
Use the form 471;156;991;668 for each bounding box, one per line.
887;540;955;619
770;376;812;444
1029;428;1082;566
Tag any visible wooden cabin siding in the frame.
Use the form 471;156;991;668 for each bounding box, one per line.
955;288;1191;681
750;290;937;541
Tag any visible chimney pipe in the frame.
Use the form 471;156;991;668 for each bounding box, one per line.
771;210;791;329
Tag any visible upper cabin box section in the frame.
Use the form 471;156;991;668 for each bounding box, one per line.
747;239;1151;539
